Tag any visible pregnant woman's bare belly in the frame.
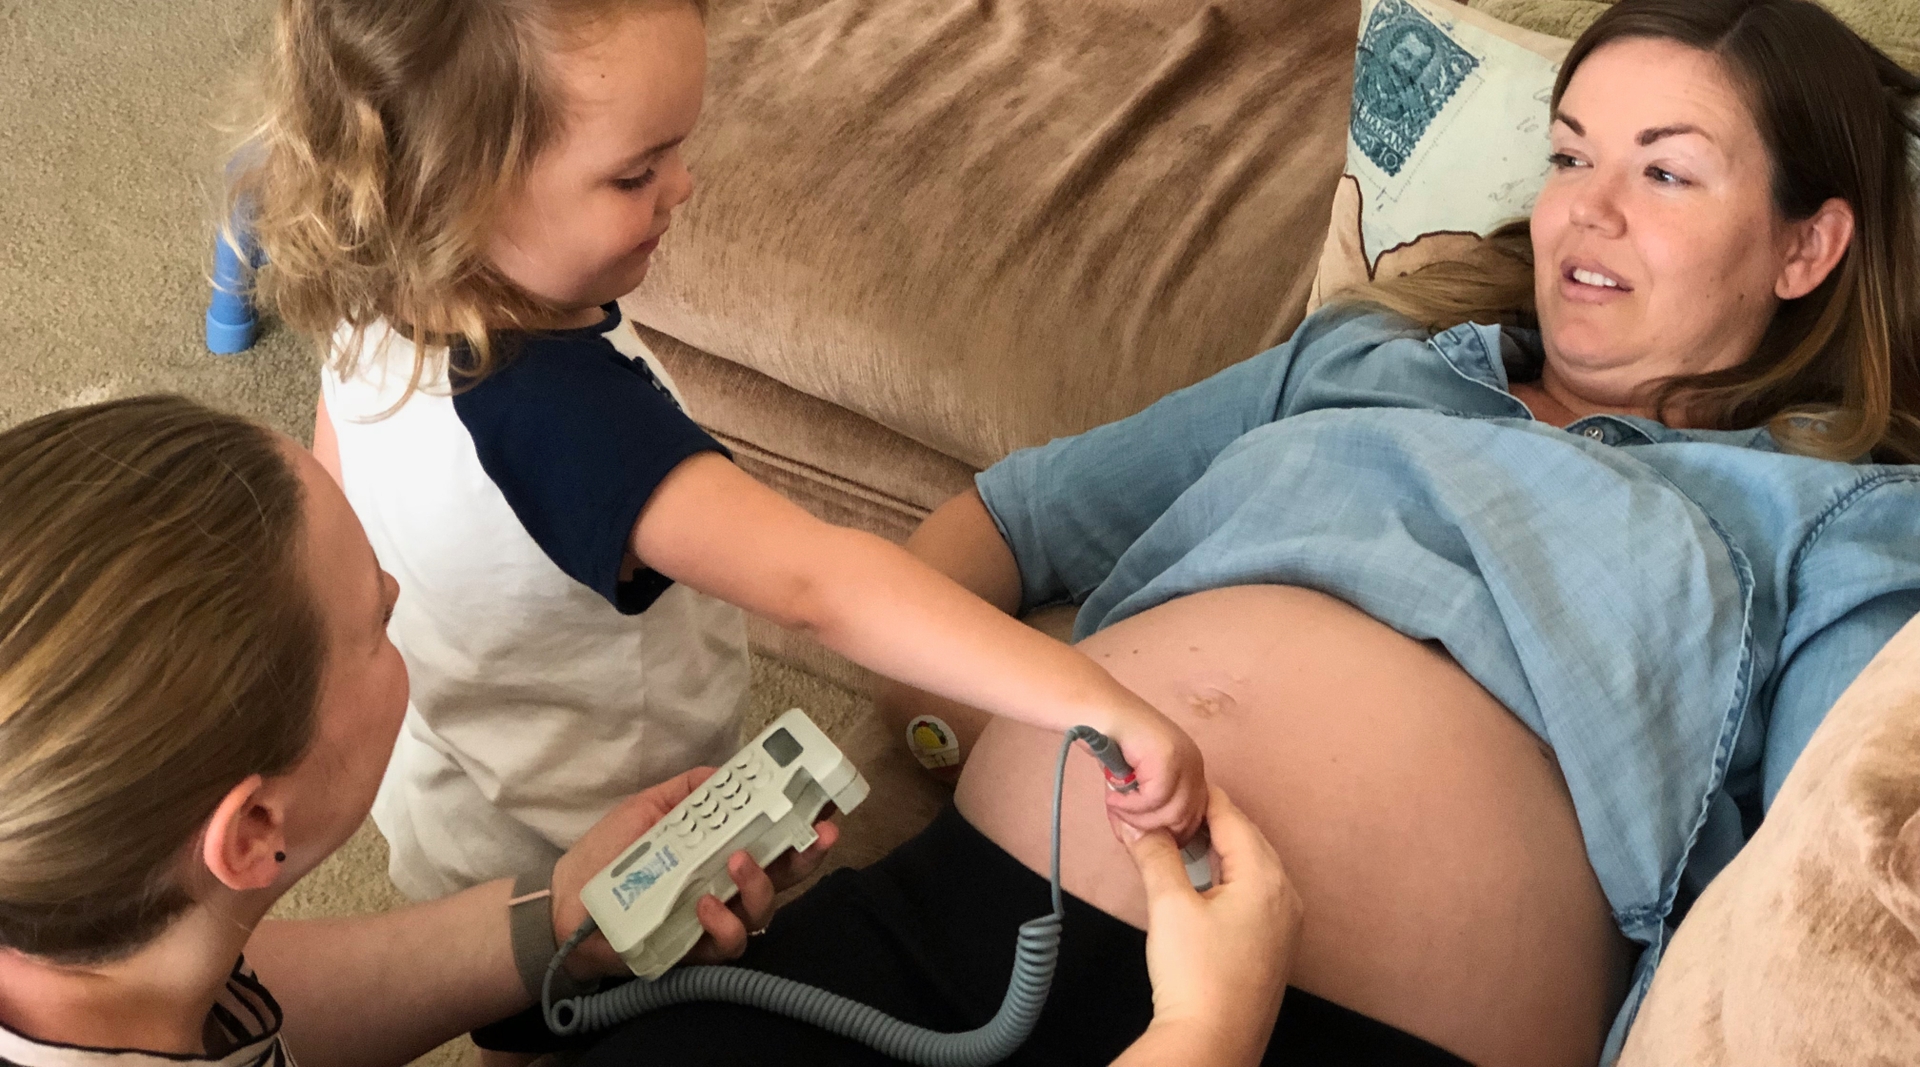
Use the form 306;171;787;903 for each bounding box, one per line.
955;586;1632;1067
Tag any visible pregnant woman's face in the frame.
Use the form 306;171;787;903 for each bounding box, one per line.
1528;37;1850;418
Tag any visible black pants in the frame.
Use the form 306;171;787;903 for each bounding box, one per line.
480;806;1472;1066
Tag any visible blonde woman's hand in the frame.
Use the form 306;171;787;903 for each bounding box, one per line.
550;766;838;978
1113;787;1302;1067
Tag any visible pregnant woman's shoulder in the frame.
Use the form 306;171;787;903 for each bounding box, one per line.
1291;299;1435;350
1279;299;1502;387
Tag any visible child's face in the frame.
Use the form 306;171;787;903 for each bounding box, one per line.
488;4;706;322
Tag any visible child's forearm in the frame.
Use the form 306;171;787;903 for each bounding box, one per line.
632;454;1145;737
797;525;1141;735
877;489;1029;775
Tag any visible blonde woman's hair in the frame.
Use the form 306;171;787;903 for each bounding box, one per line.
0;397;323;963
1345;0;1920;463
228;0;701;393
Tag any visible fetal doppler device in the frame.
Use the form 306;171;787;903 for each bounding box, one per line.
542;708;1214;1065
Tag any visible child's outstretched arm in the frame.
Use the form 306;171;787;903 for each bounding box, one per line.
632;453;1206;841
875;486;1029;783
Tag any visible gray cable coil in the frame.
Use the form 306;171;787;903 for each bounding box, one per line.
542;726;1107;1066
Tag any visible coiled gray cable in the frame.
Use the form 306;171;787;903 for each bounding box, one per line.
542;725;1118;1066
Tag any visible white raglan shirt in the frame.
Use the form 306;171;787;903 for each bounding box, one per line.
323;304;749;854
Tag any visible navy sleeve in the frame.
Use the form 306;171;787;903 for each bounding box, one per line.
452;331;728;614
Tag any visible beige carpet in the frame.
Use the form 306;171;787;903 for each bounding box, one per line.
0;2;942;1063
0;0;316;439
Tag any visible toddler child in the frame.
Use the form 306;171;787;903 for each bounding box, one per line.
233;0;1206;902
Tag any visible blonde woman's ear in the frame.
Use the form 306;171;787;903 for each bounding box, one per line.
200;773;291;892
1776;197;1857;301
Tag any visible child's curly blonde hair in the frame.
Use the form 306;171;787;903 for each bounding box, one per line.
228;0;701;388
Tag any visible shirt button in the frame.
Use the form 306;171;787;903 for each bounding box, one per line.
1583;426;1606;440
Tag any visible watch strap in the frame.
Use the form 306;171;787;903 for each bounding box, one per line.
508;864;587;1002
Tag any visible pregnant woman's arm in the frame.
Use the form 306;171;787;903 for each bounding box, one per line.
1763;483;1920;805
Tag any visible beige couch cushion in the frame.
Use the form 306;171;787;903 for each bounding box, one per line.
628;0;1363;470
1617;613;1920;1066
640;325;976;540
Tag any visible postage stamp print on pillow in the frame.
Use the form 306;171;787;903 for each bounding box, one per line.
1350;0;1481;177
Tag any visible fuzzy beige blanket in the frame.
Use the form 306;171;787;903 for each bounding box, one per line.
1618;614;1920;1065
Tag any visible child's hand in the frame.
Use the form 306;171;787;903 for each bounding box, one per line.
1100;701;1209;844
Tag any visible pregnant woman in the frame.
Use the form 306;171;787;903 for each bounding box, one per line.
584;2;1920;1066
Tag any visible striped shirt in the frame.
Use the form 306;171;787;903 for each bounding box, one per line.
0;960;289;1067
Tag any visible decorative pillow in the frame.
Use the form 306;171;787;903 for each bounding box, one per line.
1308;0;1570;312
1615;612;1920;1066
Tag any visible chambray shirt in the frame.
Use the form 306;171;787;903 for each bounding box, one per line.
976;305;1920;1059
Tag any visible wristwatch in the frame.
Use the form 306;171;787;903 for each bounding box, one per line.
509;863;590;1001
